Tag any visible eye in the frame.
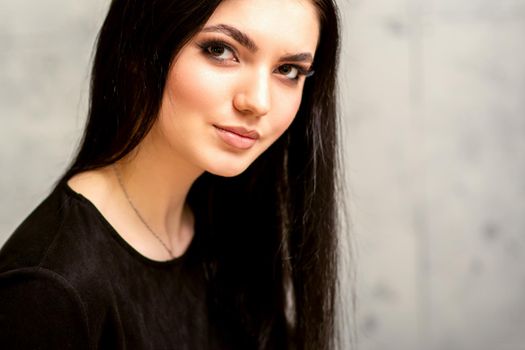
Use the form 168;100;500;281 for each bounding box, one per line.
277;64;299;80
199;40;238;62
275;64;313;81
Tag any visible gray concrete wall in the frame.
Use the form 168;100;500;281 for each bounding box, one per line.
1;1;524;349
0;0;108;234
342;0;525;349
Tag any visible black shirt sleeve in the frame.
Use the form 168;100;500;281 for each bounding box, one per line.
0;268;91;350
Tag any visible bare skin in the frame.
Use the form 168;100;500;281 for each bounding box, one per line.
68;133;198;261
68;0;319;262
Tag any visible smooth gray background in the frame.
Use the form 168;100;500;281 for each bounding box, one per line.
1;1;524;350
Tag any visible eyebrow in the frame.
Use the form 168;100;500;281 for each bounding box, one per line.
201;24;258;52
278;53;313;64
201;24;314;63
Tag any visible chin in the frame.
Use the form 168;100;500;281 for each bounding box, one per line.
207;166;249;178
205;160;253;178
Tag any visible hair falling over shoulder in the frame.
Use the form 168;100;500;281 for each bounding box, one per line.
61;0;343;349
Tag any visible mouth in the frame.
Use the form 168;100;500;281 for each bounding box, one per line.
213;125;260;150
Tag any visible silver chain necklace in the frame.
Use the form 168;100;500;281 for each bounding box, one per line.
114;166;174;259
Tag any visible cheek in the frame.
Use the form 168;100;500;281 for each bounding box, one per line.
270;92;303;135
157;62;217;148
167;65;220;112
165;47;240;120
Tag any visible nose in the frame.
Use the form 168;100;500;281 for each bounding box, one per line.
233;69;271;117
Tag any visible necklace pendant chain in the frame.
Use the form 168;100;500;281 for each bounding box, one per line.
114;166;175;259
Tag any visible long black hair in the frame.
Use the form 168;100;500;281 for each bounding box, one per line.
62;0;341;349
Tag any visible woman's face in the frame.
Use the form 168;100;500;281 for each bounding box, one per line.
153;0;320;177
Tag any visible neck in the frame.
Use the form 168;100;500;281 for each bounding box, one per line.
115;127;204;255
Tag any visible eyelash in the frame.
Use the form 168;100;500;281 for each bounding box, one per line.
197;39;312;82
198;40;238;63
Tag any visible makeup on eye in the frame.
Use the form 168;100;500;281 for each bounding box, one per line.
197;39;313;82
276;64;314;81
197;39;238;63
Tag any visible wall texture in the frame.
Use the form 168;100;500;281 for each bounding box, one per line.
1;1;524;350
342;0;525;349
0;0;107;236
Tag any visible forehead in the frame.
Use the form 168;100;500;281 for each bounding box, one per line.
204;0;320;53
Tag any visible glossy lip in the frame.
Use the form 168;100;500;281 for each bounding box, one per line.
213;124;260;150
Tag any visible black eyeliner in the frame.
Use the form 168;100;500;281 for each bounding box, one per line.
295;66;314;77
282;65;314;81
196;39;238;62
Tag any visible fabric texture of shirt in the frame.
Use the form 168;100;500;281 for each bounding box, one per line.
0;181;225;349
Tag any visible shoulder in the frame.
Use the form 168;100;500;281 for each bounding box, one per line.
0;266;91;349
0;183;73;272
0;176;114;295
0;180;117;348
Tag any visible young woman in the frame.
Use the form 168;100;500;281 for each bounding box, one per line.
0;0;342;349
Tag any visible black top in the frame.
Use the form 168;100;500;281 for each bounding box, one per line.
0;182;225;349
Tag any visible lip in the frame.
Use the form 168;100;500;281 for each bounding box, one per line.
213;125;260;150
